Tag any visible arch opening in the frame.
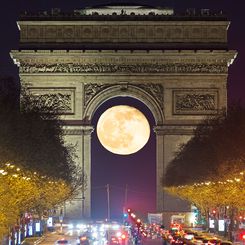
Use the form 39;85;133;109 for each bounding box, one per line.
91;96;156;220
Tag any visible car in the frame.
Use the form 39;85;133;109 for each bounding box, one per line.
201;238;210;244
206;238;221;245
108;236;120;245
193;235;206;244
55;239;71;245
220;241;232;245
77;235;90;245
171;236;184;245
194;235;205;240
183;233;195;240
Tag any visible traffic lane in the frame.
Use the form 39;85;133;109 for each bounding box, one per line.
38;231;78;245
39;231;116;245
141;238;164;245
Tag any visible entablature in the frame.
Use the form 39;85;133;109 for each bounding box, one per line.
11;49;237;74
154;125;196;135
18;20;229;46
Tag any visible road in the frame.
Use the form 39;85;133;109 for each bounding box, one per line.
141;238;163;245
38;232;164;245
39;230;78;244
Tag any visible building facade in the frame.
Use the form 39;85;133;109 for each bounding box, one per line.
11;5;236;222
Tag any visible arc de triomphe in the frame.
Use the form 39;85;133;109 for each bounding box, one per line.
11;5;236;221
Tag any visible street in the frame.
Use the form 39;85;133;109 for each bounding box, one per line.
39;231;78;244
37;228;164;245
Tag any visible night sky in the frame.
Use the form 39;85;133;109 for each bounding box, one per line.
0;0;244;220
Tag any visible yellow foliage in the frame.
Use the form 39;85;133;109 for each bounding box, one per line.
164;170;245;212
0;164;74;239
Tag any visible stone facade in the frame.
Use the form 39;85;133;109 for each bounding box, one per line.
11;5;236;223
19;22;227;44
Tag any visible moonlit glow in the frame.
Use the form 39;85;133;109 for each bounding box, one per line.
96;105;150;155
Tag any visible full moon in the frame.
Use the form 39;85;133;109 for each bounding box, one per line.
96;105;150;155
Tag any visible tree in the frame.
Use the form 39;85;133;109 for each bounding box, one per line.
165;104;245;187
0;76;86;240
0;164;75;240
0;77;84;189
164;171;245;238
164;103;245;240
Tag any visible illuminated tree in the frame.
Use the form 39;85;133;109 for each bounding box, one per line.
0;164;75;240
0;77;84;191
165;170;245;239
0;77;86;240
164;103;245;240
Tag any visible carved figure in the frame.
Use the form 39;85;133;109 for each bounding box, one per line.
32;93;72;113
19;62;227;74
175;93;216;113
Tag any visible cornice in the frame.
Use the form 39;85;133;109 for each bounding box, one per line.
11;49;237;63
11;49;236;56
18;20;229;25
154;125;196;135
62;125;94;135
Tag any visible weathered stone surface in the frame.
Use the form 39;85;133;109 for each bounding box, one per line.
30;88;75;114
19;22;228;44
18;62;228;74
173;89;218;115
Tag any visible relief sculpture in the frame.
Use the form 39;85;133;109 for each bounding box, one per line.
138;83;164;109
32;93;73;114
174;91;217;114
19;62;227;74
84;83;164;110
84;83;111;107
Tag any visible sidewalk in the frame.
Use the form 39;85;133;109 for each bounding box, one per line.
21;235;45;245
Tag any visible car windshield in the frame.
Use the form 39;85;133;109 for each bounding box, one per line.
57;240;69;244
209;239;221;244
110;237;118;241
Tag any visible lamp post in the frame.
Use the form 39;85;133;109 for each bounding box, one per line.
59;218;63;234
59;209;63;234
122;184;128;224
106;184;110;221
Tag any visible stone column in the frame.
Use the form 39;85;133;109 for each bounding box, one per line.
81;125;94;219
154;125;195;213
63;125;94;220
154;126;165;212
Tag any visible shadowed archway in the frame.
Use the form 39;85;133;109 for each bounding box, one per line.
91;96;156;220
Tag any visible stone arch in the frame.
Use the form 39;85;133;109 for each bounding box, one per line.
84;83;164;125
12;4;236;225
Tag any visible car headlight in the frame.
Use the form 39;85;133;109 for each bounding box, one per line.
68;224;74;229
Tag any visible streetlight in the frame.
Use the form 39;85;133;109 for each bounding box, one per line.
59;209;63;234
